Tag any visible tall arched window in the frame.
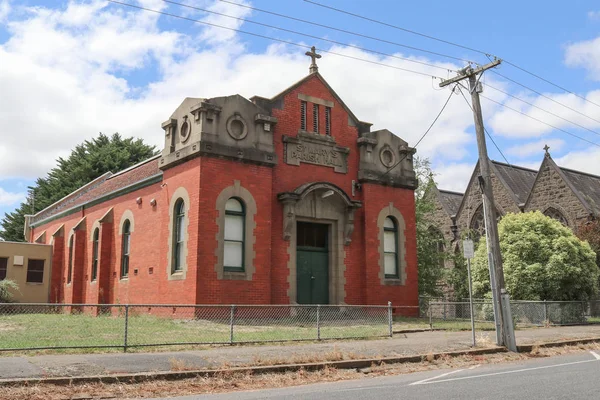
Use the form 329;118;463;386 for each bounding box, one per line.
172;199;185;273
224;198;245;272
91;228;99;281
121;220;131;278
67;234;74;284
384;217;398;278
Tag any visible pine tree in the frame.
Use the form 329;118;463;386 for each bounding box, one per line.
0;133;156;242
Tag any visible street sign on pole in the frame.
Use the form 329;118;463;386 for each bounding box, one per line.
463;239;476;347
463;239;474;259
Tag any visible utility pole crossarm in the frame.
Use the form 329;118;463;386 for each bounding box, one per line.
438;59;501;88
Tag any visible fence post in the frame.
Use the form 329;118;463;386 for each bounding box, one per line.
229;305;235;345
543;300;548;324
123;304;129;353
429;303;433;331
388;301;393;337
317;305;321;340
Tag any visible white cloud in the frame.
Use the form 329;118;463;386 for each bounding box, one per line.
1;0;481;182
588;11;600;20
0;187;25;207
0;0;10;22
434;162;474;193
565;36;600;81
506;138;565;158
554;147;600;176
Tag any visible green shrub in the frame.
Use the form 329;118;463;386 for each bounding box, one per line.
0;280;19;303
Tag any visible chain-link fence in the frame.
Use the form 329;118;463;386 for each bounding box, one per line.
422;299;600;330
0;303;395;352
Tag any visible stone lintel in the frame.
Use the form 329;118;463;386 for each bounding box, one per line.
161;118;177;130
297;93;334;108
358;170;418;190
255;114;278;124
159;140;277;170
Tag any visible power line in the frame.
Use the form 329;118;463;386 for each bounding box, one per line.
503;60;600;109
457;85;512;167
159;0;455;73
484;84;600;138
214;0;476;64
480;94;600;148
107;1;445;79
303;0;490;56
379;84;457;180
491;70;600;126
304;0;600;112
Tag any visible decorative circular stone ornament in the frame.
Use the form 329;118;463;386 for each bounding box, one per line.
180;120;190;142
379;147;396;168
226;114;248;140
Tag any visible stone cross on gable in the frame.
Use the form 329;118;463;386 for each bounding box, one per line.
305;46;321;74
543;144;550;156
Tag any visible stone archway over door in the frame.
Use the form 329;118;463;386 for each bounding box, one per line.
278;182;362;304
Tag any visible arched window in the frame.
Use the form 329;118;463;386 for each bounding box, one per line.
121;220;131;278
544;207;568;226
91;228;99;281
469;204;501;242
383;217;398;278
67;235;74;284
172;199;185;273
428;226;445;268
224;198;245;271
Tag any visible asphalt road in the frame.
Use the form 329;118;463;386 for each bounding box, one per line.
150;351;600;400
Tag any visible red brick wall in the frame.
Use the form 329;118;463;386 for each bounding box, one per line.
362;183;418;307
197;157;273;304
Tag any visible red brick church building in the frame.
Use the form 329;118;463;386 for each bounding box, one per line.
25;51;419;307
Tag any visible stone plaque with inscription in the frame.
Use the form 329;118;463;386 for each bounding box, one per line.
283;133;349;173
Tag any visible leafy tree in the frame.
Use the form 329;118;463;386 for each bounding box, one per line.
0;133;157;242
446;250;470;301
472;211;599;301
415;157;446;297
577;219;600;267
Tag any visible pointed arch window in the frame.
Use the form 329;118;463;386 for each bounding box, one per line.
67;235;74;284
91;228;99;281
224;198;245;272
384;217;399;278
544;207;568;226
172;199;186;273
121;220;131;278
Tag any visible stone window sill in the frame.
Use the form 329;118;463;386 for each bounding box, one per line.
383;278;403;286
223;271;248;280
169;271;186;281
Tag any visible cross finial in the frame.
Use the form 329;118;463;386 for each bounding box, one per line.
543;144;550;156
305;46;321;74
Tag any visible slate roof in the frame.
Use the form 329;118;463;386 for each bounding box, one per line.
31;156;161;226
559;167;600;215
438;190;464;217
491;161;538;205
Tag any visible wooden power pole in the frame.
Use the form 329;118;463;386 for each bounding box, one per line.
440;60;517;352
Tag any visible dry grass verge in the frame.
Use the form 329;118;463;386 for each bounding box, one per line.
3;342;599;400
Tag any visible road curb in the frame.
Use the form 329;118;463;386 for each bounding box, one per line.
516;336;600;353
3;338;598;387
0;347;504;387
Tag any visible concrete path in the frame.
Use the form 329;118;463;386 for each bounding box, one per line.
1;325;599;381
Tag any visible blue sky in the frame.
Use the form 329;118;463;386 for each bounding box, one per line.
1;0;600;219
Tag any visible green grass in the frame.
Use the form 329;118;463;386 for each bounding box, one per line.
393;316;497;331
0;312;390;355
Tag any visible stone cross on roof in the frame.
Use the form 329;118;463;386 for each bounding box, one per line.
305;46;321;74
544;144;550;156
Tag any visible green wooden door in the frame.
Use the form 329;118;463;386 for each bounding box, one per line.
297;249;329;304
296;222;329;305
